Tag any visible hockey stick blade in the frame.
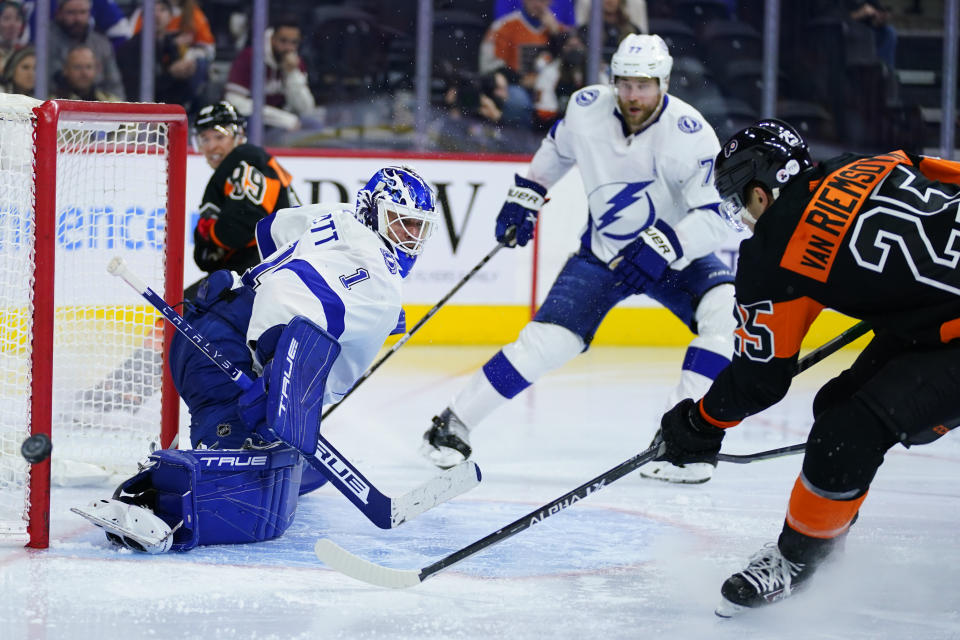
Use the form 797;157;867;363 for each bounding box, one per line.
315;446;659;587
390;459;482;527
315;539;423;588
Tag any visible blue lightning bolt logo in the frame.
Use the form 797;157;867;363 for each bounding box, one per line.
596;181;653;231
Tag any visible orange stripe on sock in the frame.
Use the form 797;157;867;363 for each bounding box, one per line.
785;475;867;539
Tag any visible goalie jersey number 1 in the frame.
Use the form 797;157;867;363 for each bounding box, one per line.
339;269;370;290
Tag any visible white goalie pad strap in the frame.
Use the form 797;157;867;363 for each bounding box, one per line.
504;184;546;210
71;499;175;554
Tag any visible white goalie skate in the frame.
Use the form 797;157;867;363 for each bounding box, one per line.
71;499;177;554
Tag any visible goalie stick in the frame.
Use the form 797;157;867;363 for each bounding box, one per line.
322;227;516;420
314;320;871;587
107;257;481;529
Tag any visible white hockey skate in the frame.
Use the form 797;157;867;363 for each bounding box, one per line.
715;543;811;617
420;408;472;469
639;426;716;484
71;498;176;554
639;459;714;484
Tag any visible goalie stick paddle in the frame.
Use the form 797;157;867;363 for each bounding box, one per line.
314;319;871;587
107;257;481;530
322;227;517;420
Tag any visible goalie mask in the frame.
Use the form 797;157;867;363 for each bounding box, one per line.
356;166;439;277
715;118;813;231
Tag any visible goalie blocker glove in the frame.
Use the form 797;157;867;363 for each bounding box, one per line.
612;219;683;295
496;174;547;247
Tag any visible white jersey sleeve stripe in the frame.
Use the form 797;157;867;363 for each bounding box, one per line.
278;259;347;339
255;215;280;257
242;242;297;288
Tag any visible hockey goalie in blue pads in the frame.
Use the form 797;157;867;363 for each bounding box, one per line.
72;317;338;553
74;165;476;551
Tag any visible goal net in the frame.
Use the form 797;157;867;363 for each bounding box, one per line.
0;97;185;548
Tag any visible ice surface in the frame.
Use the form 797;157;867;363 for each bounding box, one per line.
2;345;958;639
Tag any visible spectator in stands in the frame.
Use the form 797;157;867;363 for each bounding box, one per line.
1;45;34;95
131;0;214;68
480;0;566;78
533;31;587;124
0;1;24;72
52;42;121;101
118;0;200;110
575;0;648;33
495;0;576;26
847;1;897;71
578;0;644;61
481;0;568;133
431;68;540;153
225;15;317;132
49;0;125;99
21;0;130;50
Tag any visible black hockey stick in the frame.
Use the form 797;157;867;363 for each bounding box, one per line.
108;257;481;530
314;320;870;587
322;226;517;420
794;320;870;375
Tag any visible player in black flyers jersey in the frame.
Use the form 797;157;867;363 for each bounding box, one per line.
650;119;960;615
190;101;300;295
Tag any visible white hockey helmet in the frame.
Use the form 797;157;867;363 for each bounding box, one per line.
610;34;672;92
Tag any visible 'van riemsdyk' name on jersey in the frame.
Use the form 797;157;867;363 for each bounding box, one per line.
534;83;729;264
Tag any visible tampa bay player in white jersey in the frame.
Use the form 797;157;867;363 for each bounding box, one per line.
421;34;737;485
74;167;441;553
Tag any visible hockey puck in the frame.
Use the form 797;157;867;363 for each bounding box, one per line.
21;433;52;464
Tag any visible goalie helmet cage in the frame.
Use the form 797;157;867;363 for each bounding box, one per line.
0;98;186;549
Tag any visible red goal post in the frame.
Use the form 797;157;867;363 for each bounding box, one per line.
0;98;186;549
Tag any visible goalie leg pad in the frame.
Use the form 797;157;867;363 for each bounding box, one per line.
259;316;342;456
115;445;303;551
168;279;258;449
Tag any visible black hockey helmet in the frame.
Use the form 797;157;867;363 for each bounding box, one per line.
714;119;813;229
194;101;246;137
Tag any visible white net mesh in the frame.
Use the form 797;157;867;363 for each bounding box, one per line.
0;98;175;544
0;97;38;543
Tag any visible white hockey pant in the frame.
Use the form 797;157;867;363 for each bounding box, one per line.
450;321;585;429
665;283;736;410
